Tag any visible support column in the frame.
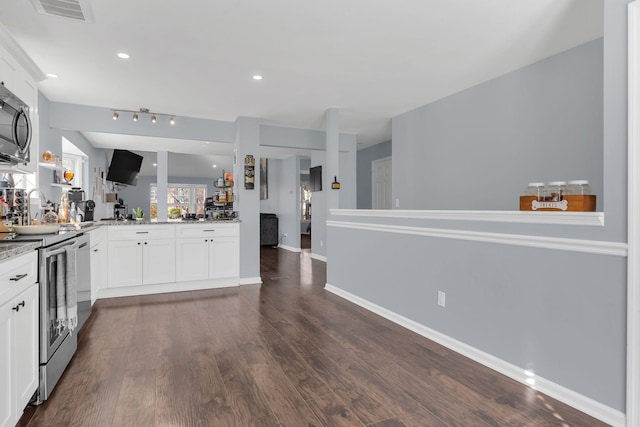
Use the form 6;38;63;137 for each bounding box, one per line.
156;150;168;222
325;108;340;211
233;117;261;284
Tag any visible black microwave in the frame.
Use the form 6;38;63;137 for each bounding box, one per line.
0;83;31;164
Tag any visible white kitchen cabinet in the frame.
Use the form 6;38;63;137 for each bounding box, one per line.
0;251;38;427
142;239;176;285
107;225;176;288
210;236;239;279
175;223;239;282
89;227;107;304
13;283;38;414
175;238;209;282
0;44;17;91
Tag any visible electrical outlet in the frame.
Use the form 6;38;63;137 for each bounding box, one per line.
320;239;324;247
283;233;288;238
437;291;446;307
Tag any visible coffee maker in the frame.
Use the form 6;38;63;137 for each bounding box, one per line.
67;187;85;205
77;200;95;222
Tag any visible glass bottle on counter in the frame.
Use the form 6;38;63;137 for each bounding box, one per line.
69;202;77;224
58;192;68;223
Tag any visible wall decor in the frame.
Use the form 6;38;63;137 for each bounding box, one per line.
260;158;268;200
244;155;255;189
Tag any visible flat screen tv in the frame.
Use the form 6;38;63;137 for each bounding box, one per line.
310;165;322;192
106;149;143;186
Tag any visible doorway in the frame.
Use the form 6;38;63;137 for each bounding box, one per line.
372;156;392;209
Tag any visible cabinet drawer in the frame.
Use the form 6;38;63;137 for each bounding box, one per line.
108;225;175;241
0;251;37;302
175;223;239;238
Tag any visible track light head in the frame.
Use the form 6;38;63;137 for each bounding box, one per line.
111;107;174;124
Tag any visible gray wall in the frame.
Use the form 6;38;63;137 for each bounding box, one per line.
357;140;392;209
38;93;109;215
326;219;626;411
393;39;603;212
328;2;632;414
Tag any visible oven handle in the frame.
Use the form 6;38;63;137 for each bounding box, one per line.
45;240;78;257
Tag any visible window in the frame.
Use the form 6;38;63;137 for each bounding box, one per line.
150;184;207;220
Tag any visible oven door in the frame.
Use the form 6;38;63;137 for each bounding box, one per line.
39;238;77;363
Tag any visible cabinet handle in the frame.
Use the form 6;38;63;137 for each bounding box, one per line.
12;301;25;312
144;242;148;245
93;249;99;252
136;231;149;234
137;242;141;245
10;273;28;282
204;229;215;232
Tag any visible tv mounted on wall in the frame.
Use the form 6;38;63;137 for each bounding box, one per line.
106;149;143;186
310;165;322;192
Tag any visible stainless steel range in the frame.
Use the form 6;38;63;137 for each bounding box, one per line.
8;229;91;402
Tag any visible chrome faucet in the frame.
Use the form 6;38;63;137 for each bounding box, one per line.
27;188;46;226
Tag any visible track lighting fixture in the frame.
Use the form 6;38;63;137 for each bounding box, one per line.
110;107;176;125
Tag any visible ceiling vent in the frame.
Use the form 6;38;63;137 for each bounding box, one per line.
29;0;95;23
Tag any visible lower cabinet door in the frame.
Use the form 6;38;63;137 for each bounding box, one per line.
0;298;13;427
209;236;239;279
176;238;209;282
143;239;176;285
107;240;143;288
14;283;38;411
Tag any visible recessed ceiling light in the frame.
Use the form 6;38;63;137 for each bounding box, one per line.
117;52;130;59
205;141;210;144
252;75;263;80
153;163;157;167
212;164;217;168
46;73;58;78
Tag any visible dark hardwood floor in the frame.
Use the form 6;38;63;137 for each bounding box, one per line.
19;247;610;426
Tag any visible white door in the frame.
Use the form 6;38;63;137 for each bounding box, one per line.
372;156;392;209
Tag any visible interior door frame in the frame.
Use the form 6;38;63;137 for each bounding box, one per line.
628;2;640;426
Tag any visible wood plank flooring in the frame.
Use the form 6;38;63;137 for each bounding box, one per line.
19;247;610;426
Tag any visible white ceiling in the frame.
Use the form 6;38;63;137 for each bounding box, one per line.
0;0;603;152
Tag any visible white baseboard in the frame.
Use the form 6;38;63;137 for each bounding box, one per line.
239;277;263;285
279;244;301;253
310;253;327;262
324;283;625;427
97;278;239;299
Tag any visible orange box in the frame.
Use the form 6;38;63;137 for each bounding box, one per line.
519;195;596;212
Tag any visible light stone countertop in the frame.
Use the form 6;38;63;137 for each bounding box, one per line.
96;219;241;226
0;241;40;262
